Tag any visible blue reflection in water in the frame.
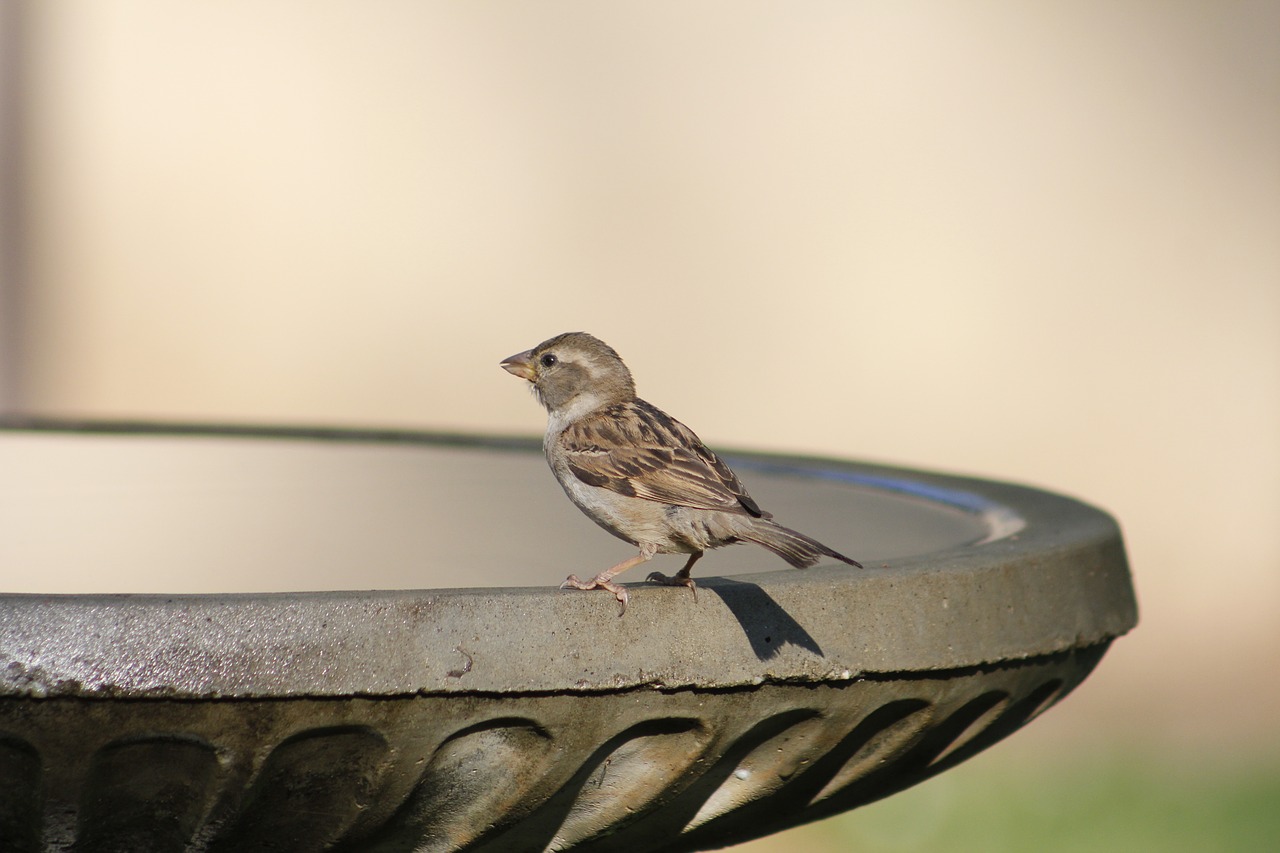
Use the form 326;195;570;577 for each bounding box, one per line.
723;456;1025;544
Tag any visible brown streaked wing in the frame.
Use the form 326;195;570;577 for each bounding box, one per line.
559;400;768;518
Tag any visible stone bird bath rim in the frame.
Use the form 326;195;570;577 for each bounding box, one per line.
0;421;1138;851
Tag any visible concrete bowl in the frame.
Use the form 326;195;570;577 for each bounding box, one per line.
0;422;1137;852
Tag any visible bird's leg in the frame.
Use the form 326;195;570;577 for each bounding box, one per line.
646;552;702;603
560;544;656;616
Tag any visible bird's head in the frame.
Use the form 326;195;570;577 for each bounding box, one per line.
501;332;636;416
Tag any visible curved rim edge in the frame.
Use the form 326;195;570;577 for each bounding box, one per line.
0;419;1139;698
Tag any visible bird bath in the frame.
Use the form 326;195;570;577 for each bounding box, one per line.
0;421;1137;852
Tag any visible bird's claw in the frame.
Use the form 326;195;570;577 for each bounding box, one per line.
646;571;698;604
560;573;630;616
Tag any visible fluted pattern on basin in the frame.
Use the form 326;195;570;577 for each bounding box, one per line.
0;646;1104;853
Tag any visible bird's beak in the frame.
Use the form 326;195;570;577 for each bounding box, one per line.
500;350;537;381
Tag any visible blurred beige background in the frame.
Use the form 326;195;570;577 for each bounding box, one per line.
2;2;1277;850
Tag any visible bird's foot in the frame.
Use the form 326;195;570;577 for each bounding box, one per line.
560;573;630;616
645;571;698;604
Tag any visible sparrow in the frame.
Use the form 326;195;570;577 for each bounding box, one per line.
501;332;862;615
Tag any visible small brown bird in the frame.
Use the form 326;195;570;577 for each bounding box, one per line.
501;332;862;614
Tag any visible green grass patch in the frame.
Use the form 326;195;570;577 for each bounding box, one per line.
817;750;1280;853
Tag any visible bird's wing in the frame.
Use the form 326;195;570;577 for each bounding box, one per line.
559;399;768;518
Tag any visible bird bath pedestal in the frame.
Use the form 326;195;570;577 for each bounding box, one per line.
0;422;1137;852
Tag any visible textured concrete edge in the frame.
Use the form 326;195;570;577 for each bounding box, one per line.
0;422;1138;699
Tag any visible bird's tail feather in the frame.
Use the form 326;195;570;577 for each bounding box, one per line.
739;520;863;569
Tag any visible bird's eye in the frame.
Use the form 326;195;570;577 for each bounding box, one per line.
540;353;558;368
